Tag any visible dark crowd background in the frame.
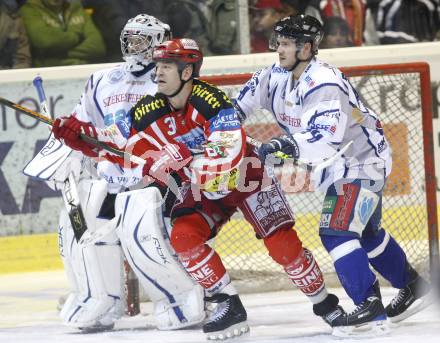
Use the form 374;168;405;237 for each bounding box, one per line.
1;0;439;69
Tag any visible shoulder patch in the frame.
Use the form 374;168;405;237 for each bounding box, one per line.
190;79;233;120
130;94;170;132
107;67;125;84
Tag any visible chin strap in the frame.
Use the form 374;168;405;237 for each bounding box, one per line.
288;50;313;72
166;72;192;98
288;41;316;72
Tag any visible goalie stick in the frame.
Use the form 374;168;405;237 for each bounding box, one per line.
0;96;147;164
33;76;87;241
0;95;182;199
32;77;140;316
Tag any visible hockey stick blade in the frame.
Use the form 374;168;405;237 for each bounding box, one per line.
61;172;88;241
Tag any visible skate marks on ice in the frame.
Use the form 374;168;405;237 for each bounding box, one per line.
0;271;439;343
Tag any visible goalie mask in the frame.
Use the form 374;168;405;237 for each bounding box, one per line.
121;14;171;72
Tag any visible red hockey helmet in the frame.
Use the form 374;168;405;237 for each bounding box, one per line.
152;38;203;77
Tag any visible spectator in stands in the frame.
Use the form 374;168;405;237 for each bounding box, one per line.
318;0;366;46
250;0;321;53
0;0;31;69
164;0;213;55
321;16;354;48
207;0;238;55
81;0;168;62
20;0;105;67
367;0;440;44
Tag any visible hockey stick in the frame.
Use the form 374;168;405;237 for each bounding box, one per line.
0;96;147;165
80;139;353;248
0;95;183;198
33;76;88;241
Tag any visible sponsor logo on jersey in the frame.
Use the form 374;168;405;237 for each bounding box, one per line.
322;196;337;213
358;196;376;225
116;118;131;138
307;109;339;142
305;75;315;88
210;109;240;131
174;128;206;149
133;98;166;120
309;123;334;131
248;184;294;238
329;183;359;230
319;213;332;228
279;113;301;127
377;138;387;153
272;66;288;74
103;93;144;107
192;84;224;109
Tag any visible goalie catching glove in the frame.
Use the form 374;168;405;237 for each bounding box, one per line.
258;135;300;164
53;116;99;157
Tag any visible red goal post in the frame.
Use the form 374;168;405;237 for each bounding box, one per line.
199;62;439;291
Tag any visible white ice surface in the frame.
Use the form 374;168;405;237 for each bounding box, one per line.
0;270;439;343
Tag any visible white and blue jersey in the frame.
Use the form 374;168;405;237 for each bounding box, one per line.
71;63;158;192
235;58;392;191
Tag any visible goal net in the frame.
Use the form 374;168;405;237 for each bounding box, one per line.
200;62;439;293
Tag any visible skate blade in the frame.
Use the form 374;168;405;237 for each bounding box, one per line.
389;293;434;324
206;322;250;341
332;319;390;338
77;323;115;333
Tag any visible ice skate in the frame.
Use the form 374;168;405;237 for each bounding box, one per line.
203;293;249;340
332;295;390;337
386;273;432;323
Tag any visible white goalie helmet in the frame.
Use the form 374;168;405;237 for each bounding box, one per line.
120;14;171;72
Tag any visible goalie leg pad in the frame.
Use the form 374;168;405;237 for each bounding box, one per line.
59;179;124;330
58;209;80;319
115;187;205;330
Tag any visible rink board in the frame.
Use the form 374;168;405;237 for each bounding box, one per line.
1;204;437;275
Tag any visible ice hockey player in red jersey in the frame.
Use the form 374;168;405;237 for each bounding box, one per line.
52;37;346;340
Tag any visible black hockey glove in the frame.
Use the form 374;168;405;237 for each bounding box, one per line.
258;135;300;164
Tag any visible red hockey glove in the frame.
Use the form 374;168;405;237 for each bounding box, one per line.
52;116;99;157
142;142;192;184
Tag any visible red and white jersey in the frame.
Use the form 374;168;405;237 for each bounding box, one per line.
102;79;247;199
71;63;157;192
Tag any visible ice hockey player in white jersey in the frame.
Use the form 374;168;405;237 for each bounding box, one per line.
49;14;205;332
235;14;432;337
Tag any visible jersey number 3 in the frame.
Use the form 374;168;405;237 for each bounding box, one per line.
164;117;177;135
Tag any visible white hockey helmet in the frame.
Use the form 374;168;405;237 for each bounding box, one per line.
120;14;171;72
